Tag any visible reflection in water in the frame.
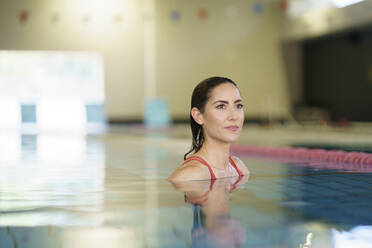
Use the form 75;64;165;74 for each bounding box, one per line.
0;133;105;226
145;147;160;246
332;225;372;247
21;134;37;151
2;132;372;247
0;132;20;164
171;176;249;248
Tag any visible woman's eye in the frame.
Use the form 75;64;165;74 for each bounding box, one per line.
237;104;244;109
216;104;225;109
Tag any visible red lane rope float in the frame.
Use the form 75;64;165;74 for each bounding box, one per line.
230;145;372;173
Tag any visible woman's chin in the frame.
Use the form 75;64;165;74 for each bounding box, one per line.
223;135;240;143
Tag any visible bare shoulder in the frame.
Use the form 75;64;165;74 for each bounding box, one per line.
231;155;250;175
168;161;210;182
170;179;212;192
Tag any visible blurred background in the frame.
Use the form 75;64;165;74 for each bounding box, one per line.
0;0;371;132
1;1;372;247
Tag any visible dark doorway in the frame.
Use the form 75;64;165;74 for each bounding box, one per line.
303;26;372;121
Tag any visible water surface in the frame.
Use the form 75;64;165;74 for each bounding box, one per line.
1;132;372;247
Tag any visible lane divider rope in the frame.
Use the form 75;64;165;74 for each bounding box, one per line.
231;145;372;172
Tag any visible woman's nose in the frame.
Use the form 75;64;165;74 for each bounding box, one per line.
228;108;238;120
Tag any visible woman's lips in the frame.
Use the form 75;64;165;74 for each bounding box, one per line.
225;125;239;131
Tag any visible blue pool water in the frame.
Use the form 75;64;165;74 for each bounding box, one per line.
1;132;372;247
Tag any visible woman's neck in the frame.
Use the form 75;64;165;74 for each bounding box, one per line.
197;138;230;170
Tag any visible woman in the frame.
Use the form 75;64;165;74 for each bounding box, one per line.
171;176;249;247
169;76;249;181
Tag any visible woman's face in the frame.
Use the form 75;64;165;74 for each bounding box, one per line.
199;83;244;144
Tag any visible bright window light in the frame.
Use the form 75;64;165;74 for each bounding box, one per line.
332;0;365;8
0;51;105;133
288;0;331;17
0;98;20;129
37;99;86;133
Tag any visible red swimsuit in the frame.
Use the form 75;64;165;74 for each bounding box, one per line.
183;155;244;180
183;156;245;204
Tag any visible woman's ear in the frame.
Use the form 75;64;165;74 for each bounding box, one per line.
191;107;203;125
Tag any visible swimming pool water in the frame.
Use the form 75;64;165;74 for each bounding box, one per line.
1;132;372;247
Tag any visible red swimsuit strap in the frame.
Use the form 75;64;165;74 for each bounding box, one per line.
184;156;216;180
229;157;244;177
184;156;244;179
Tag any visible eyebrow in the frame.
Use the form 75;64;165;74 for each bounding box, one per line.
213;99;242;104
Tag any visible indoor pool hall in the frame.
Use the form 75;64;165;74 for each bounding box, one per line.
1;0;372;247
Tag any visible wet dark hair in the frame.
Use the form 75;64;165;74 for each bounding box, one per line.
184;76;237;160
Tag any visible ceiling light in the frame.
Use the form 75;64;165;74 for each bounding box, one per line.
332;0;364;8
